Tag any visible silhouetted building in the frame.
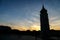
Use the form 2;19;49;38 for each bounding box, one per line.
40;5;50;32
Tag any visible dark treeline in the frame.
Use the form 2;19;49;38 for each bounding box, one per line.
0;25;60;40
0;25;40;36
0;25;60;37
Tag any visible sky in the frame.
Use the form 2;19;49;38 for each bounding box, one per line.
0;0;60;31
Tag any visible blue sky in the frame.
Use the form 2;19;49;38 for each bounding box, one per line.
0;0;60;31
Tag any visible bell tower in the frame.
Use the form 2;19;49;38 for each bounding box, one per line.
40;5;50;32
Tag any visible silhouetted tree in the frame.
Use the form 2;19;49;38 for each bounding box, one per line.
0;25;11;33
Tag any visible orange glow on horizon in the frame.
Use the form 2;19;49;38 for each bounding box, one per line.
11;25;40;31
12;25;60;31
0;24;60;31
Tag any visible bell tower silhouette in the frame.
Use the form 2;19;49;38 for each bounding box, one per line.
40;5;50;32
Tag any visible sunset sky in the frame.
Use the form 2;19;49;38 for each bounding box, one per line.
0;0;60;31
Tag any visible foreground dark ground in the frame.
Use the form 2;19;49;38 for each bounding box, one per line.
0;25;60;40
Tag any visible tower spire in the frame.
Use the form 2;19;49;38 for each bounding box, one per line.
42;4;46;9
42;5;44;9
40;5;47;14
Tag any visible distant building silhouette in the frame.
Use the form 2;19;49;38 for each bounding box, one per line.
40;5;50;32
